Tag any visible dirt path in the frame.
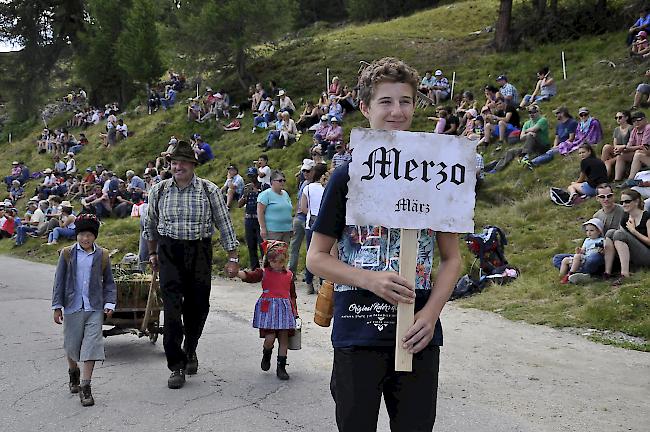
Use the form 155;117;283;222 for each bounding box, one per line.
214;277;650;432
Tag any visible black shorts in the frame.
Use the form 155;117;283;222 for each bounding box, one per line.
330;345;440;432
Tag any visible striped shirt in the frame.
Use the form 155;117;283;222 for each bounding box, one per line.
143;175;238;250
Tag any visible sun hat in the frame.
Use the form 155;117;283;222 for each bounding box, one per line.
331;117;339;122
301;159;315;171
167;140;198;164
582;218;604;235
321;114;328;121
466;108;478;118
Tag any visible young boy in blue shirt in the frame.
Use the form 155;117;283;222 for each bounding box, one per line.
307;57;462;431
52;214;116;407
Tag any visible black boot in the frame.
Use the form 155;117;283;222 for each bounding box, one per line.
276;356;289;380
186;352;198;375
79;383;94;407
68;368;80;394
261;348;273;371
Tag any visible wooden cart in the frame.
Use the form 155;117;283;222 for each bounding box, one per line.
103;270;163;343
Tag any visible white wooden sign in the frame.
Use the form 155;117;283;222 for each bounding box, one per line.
346;127;477;371
346;128;477;232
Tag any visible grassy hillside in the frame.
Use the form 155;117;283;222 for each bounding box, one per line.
0;0;647;350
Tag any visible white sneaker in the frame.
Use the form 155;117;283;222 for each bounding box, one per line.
252;127;256;133
236;112;244;119
568;273;591;284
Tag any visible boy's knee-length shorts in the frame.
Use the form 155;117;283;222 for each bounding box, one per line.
63;310;105;362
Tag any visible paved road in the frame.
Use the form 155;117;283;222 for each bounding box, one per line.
0;256;648;431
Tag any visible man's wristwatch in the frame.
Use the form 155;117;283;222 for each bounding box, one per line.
228;257;239;263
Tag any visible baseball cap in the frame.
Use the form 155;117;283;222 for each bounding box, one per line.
321;114;328;121
227;165;238;172
434;69;443;76
301;159;315;171
582;218;604;235
278;90;286;96
12;161;18;165
331;117;339;122
496;75;507;81
246;167;257;177
578;107;589;115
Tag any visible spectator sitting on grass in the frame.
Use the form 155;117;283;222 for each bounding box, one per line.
328;76;342;98
482;85;499;112
528;106;602;167
279;111;298;148
15;198;47;246
601;110;633;181
222;165;245;209
4;161;22;190
148;88;161;113
68;133;88;154
631;31;650;57
555;218;605;285
520;67;557;108
322;117;343;159
593;183;626;234
194;135;214;164
485;104;549;173
116;119;128;141
296;101;322;132
431;69;450;106
9;180;24;203
565;144;609;204
112;181;134;218
627;6;650;45
252;96;275;132
496;75;519;106
161;85;177;110
46;202;76;245
623;111;650;183
331;142;352;170
328;96;344;123
81;186;111;220
187;97;201;122
65;152;77;174
338;84;359;113
278;90;296;116
418;71;435;98
0;207;16;239
603;189;650;285
483;98;520;147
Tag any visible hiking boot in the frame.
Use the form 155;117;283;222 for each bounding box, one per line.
68;368;80;394
261;348;273;371
79;384;94;407
276;356;290;381
560;274;569;284
612;275;627;286
168;369;186;389
568;273;591;285
186;352;198;375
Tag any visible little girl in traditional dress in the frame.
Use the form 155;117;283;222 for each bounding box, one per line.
237;240;297;380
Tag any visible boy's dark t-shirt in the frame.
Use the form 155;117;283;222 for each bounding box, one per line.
581;156;608;188
497;106;520;128
444;115;460;134
312;164;443;348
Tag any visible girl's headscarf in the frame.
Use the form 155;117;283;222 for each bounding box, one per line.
262;240;289;268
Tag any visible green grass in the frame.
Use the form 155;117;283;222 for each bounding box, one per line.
1;0;648;348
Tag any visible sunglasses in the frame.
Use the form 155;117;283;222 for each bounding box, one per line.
615;116;624;120
273;179;286;183
633;118;644;122
620;199;635;204
302;169;311;173
597;193;614;199
579;113;589;117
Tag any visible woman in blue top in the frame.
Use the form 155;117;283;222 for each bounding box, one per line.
257;170;293;244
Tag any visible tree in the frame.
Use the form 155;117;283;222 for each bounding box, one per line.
495;0;513;52
116;0;164;94
0;0;85;121
176;0;294;90
75;0;129;106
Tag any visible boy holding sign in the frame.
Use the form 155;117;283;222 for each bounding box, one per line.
307;57;462;431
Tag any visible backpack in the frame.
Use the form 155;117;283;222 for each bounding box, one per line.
550;187;572;207
60;245;110;274
450;274;485;300
465;225;509;276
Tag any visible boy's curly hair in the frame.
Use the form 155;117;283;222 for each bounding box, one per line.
357;57;420;107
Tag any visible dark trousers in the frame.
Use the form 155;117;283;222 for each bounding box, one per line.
331;345;440;432
158;236;213;371
244;217;263;269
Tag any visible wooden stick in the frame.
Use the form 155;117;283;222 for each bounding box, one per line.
395;228;418;372
141;271;158;332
